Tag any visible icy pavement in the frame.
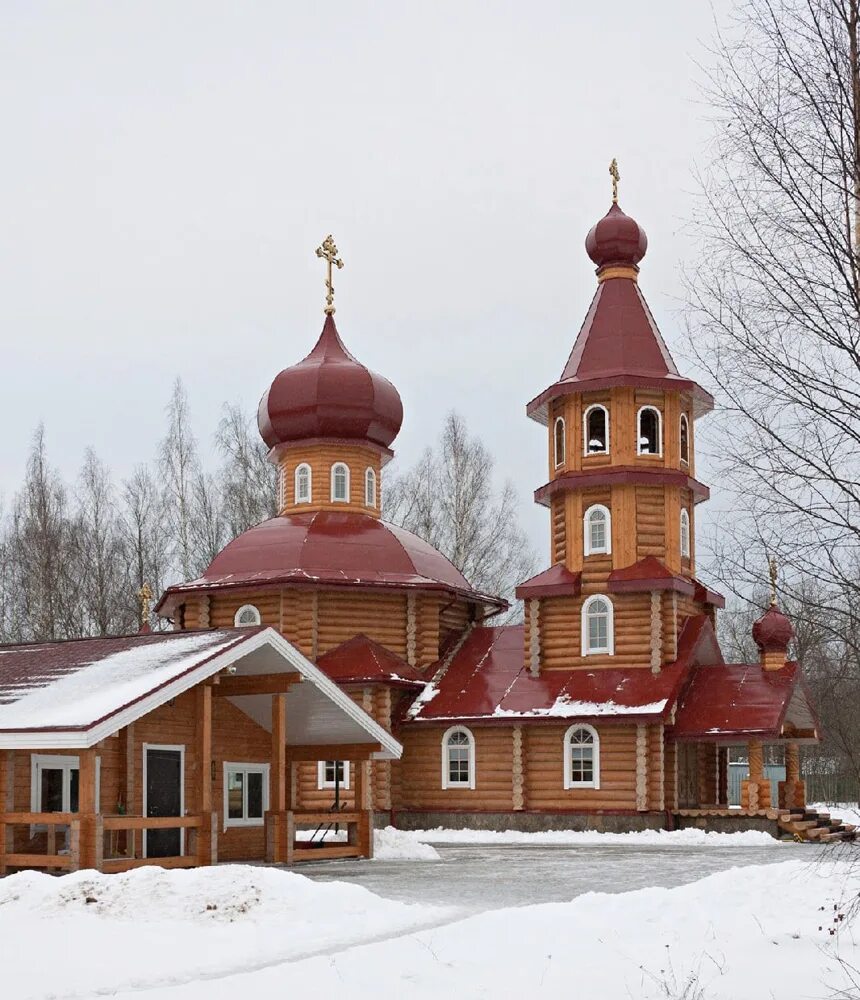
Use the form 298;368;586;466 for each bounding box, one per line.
298;840;799;911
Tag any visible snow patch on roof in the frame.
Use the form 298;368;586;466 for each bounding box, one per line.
490;695;668;719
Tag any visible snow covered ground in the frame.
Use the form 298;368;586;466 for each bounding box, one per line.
2;837;857;999
812;801;860;826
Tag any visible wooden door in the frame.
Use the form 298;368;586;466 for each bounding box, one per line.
678;743;699;808
144;746;183;858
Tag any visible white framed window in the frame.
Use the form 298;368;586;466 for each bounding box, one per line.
581;594;614;656
583;404;609;455
317;760;350;790
637;406;662;455
234;604;261;627
442;726;475;789
584;503;611;556
554;417;566;468
680;508;691;559
680;414;690;465
365;467;377;507
223;762;270;828
294;463;312;504
563;725;600;789
331;462;350;502
30;754;101;815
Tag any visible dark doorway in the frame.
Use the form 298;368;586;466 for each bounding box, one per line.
145;746;183;858
678;743;699;808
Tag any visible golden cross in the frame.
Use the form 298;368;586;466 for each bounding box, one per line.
768;557;778;606
138;582;153;627
315;234;344;315
609;158;620;204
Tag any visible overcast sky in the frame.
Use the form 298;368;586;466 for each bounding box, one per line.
0;1;735;561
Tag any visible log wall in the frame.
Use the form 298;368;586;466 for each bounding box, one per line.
276;443;382;517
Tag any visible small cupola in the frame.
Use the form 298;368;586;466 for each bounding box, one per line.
752;560;795;671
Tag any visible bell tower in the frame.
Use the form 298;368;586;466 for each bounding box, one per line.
517;167;723;674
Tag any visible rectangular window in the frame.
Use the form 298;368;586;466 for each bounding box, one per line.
448;748;470;785
223;763;270;828
589;617;607;650
318;760;350;790
31;754;98;815
570;747;594;785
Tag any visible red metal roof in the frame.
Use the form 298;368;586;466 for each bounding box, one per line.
672;662;810;740
316;634;425;689
157;512;503;614
608;557;696;596
258;315;403;451
515;565;582;599
585;202;648;270
534;467;711;507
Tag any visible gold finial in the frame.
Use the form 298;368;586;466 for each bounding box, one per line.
138;582;153;628
609;158;620;204
768;557;778;607
315;234;344;315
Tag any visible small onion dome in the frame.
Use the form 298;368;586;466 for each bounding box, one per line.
585;202;648;270
258;314;403;451
752;605;795;652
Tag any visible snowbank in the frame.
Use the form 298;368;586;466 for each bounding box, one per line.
0;865;450;999
403;825;781;847
119;858;860;1000
811;801;860;826
372;825;440;861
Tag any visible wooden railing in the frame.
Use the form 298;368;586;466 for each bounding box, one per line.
0;812;79;872
100;815;205;873
266;809;372;864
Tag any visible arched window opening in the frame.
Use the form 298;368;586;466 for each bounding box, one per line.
581;595;614;656
584;405;609;455
680;414;690;465
637;406;662;456
564;724;600;789
294;463;312;504
331;462;350;502
442;726;475;789
554;417;566;468
680;508;691;560
584;504;611;556
234;604;261;627
365;467;377;508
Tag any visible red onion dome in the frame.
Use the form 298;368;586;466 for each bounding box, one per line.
258;315;403;451
752;605;795;652
585;202;648;270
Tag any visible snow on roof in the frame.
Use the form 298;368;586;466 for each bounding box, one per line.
0;629;253;733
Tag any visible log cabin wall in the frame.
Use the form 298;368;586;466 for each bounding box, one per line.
539;593;652;670
275;442;383;517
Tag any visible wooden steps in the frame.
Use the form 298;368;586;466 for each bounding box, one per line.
777;807;857;843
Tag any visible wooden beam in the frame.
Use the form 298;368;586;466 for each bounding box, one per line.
0;749;9;875
197;684;213;866
77;749;99;871
286;742;382;762
213;673;303;698
271;694;287;863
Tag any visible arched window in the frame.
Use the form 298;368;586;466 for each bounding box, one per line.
583;404;609;455
564;724;600;789
554;417;566;468
331;462;350;502
365;467;377;508
294;463;312;504
680;508;691;559
584;504;612;556
441;726;475;789
581;595;614;656
637;406;662;455
234;604;261;627
680;414;690;465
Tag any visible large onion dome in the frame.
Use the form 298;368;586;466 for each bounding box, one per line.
585;202;648;270
257;315;403;451
752;605;795;652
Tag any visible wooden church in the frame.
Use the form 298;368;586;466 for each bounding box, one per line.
0;177;845;878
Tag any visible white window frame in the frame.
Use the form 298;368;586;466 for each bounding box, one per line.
331;462;350;502
563;724;601;790
223;762;270;829
679;413;690;466
441;725;476;790
30;754;101;831
680;508;691;559
234;604;261;627
294;463;312;504
365;467;377;508
581;594;615;656
142;743;186;858
317;760;350;790
583;503;612;556
554;417;566;468
637;405;663;456
583;404;610;456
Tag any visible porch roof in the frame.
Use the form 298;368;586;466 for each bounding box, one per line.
0;627;402;757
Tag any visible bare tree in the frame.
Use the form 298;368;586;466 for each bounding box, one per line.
119;464;172;617
384;411;536;612
159;379;200;581
216;402;277;536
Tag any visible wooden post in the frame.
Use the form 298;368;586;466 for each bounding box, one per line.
78;748;99;870
269;694;287;862
741;740;771;811
779;742;805;810
123;723;136;858
197;684;214;866
0;749;11;875
353;757;373;859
